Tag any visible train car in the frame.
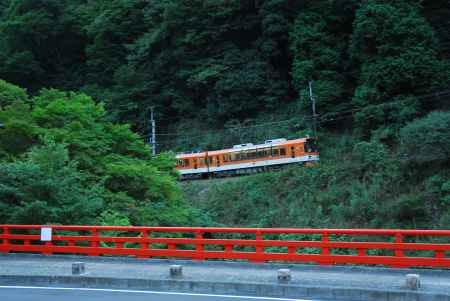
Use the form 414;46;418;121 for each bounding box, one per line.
176;137;319;180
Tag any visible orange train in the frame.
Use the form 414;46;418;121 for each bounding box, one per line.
176;137;319;180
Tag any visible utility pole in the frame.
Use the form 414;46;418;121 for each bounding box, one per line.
309;81;318;139
149;107;156;157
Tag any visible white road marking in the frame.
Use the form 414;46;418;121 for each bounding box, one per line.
0;286;311;301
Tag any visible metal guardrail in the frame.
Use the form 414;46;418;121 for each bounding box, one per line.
1;225;450;268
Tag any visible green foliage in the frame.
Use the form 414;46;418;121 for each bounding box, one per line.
0;80;198;226
0;79;28;108
290;2;353;118
0;0;448;143
184;131;449;230
352;140;388;173
0;1;450;231
0;101;37;157
0;141;103;224
350;0;450;136
0;0;88;90
400;111;450;163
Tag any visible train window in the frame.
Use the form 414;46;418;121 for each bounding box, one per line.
233;152;241;161
280;148;286;156
178;159;190;167
247;151;256;159
239;152;246;160
272;149;279;156
238;152;244;160
257;148;268;158
257;149;264;158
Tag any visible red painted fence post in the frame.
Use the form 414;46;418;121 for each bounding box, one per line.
195;231;204;261
251;231;265;263
138;230;150;259
395;233;404;257
391;232;408;268
320;232;331;265
225;244;233;256
43;241;53;255
436;251;445;259
89;228;100;256
1;226;10;253
358;248;366;257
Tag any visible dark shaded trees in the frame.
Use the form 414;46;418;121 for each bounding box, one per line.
0;0;88;91
350;0;449;138
290;1;358;121
400;111;450;163
0;0;448;142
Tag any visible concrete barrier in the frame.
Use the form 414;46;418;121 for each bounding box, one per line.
405;274;421;290
1;275;449;301
277;269;291;282
71;262;85;275
170;265;183;278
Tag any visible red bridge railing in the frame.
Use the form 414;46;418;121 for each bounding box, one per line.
1;225;450;268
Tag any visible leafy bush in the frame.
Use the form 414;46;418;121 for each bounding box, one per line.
0;81;198;226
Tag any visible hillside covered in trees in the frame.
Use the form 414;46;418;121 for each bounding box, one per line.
0;0;450;228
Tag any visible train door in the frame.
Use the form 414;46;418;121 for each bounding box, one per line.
205;153;210;174
291;146;296;158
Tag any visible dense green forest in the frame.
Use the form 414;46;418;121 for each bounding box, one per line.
0;0;450;228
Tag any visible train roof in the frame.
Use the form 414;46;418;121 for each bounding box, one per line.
176;138;308;159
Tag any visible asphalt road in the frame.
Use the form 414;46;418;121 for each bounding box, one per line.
0;287;320;301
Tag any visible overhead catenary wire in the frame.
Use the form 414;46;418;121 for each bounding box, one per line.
140;87;450;153
149;120;307;148
151;88;450;142
155;117;305;137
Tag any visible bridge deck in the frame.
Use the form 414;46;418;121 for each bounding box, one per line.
1;253;450;300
